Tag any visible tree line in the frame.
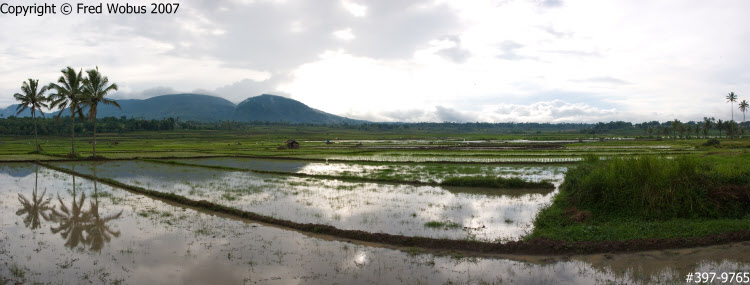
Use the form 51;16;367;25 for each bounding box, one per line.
0;116;176;136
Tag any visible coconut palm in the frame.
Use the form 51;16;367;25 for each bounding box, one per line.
727;92;738;122
48;67;86;156
740;99;749;124
702;117;713;138
81;67;120;157
726;120;738;139
16;165;54;229
683;125;691;139
670;119;682;139
13;79;50;152
717;119;724;138
694;125;701;139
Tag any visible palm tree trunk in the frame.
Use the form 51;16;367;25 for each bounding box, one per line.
92;118;97;157
71;109;75;155
33;110;38;152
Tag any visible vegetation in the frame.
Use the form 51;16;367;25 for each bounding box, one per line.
13;78;50;153
48;67;86;156
81;67;120;157
441;176;554;189
530;155;750;241
727;92;738;123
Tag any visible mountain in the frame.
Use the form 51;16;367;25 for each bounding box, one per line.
0;104;59;118
232;94;363;124
1;93;365;124
90;94;236;122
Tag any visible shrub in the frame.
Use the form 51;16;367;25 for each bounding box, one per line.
703;139;720;147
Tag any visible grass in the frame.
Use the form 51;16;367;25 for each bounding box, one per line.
529;155;750;242
424;221;461;229
441;176;554;189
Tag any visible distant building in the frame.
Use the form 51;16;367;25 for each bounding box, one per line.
285;140;300;149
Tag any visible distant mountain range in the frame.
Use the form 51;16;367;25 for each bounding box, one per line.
0;94;365;124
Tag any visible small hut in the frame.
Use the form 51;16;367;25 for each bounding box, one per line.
284;140;300;149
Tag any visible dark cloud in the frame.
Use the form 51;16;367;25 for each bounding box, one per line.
537;0;563;8
436;35;471;63
496;41;536;61
434;106;473;122
538;26;572;38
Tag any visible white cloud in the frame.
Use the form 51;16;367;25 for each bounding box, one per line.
341;0;367;17
333;28;356;41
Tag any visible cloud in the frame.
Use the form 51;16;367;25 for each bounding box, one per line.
111;87;179;100
214;77;290;102
572;76;630;85
496;41;536;61
344;100;621;123
2;0;750;124
435;35;471;63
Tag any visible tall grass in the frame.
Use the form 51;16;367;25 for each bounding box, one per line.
562;155;750;220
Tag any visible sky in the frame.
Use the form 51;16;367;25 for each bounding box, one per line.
1;0;749;123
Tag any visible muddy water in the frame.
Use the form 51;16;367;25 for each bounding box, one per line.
1;163;749;284
50;161;559;241
178;157;568;184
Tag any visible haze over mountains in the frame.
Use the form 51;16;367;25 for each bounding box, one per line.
0;94;365;124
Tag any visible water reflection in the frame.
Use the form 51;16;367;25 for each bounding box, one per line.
15;165;53;229
87;176;122;252
46;166;122;251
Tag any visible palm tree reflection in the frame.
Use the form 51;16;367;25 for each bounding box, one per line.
49;171;91;249
86;178;122;252
48;165;122;251
16;165;53;229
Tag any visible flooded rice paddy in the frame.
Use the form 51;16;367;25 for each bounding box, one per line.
2;163;749;284
49;160;564;241
177;157;567;183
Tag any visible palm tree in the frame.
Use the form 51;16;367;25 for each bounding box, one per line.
49;67;86;156
670;119;682;139
13;79;50;152
740;99;749;124
684;125;692;139
717;119;724;138
694;125;701;139
646;126;654;138
81;67;119;157
702;117;712;138
727;92;738;122
726;121;738;139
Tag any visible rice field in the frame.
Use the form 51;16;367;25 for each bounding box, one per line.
48;160;562;241
2;163;748;284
